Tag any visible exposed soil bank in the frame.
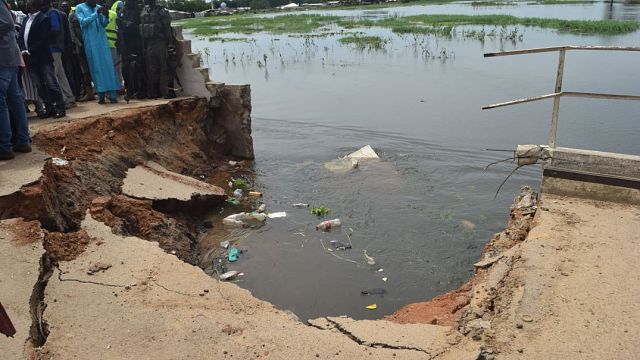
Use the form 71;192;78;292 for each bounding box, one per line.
1;98;251;262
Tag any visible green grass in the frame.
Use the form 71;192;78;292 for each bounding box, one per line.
339;35;389;50
180;13;639;36
179;14;341;35
471;1;517;6
208;36;256;42
400;14;640;34
529;0;597;4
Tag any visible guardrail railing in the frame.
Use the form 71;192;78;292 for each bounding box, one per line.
482;46;640;148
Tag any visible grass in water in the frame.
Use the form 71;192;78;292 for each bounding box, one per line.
471;1;517;6
180;13;639;36
180;14;341;35
398;14;640;34
338;35;389;50
208;37;256;42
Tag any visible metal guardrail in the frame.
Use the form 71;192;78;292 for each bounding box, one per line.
482;46;640;148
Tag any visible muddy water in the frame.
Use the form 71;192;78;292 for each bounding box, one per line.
190;2;640;320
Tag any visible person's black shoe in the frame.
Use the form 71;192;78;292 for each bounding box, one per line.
38;112;53;119
0;151;15;160
110;98;118;104
164;90;177;99
98;98;106;104
53;111;66;119
13;143;32;153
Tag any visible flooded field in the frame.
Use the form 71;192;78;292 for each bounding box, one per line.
185;1;640;320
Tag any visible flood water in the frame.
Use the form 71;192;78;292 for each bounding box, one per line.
188;1;640;321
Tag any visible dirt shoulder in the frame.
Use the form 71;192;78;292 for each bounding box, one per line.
482;195;640;358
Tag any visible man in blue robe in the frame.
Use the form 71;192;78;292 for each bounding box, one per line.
75;0;119;104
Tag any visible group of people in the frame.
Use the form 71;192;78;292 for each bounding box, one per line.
0;0;178;160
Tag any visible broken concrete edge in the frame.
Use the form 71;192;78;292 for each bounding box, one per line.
32;213;479;359
515;144;640;204
173;25;254;159
121;162;227;215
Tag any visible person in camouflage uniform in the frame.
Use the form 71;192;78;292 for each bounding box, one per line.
140;0;175;99
116;0;144;101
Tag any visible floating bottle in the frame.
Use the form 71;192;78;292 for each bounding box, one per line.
316;219;341;231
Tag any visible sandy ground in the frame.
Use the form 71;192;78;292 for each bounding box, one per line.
485;195;640;358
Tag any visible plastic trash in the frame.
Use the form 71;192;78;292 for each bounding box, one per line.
228;247;239;262
363;250;376;265
248;191;262;197
382;277;388;282
361;288;386;296
226;197;240;206
220;240;230;249
316;219;341;231
292;203;309;208
377;268;384;272
223;213;246;228
244;212;267;224
329;240;351;250
257;203;266;213
219;270;239;281
233;189;243;199
268;212;287;219
365;304;377;310
52;157;69;166
228;160;239;166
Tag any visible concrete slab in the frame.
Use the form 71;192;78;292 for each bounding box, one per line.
40;215;437;359
0;219;44;358
122;161;225;202
325;316;465;356
0;148;48;197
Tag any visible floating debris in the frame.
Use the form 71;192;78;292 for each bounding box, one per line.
219;270;239;281
365;304;377;310
268;211;287;219
363;250;376;265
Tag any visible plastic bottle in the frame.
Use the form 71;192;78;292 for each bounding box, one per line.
292;203;309;208
244;212;267;224
233;189;243;199
223;212;246;227
257;203;266;213
316;219;341;231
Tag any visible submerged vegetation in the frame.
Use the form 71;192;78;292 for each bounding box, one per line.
338;35;389;50
181;13;640;36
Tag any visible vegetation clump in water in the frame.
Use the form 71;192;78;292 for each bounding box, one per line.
338;35;389;50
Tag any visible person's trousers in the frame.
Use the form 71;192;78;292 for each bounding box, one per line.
0;66;29;154
145;39;168;99
52;52;75;105
31;62;65;114
110;47;123;88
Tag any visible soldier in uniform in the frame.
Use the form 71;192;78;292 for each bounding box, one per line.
140;0;175;99
116;0;145;101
